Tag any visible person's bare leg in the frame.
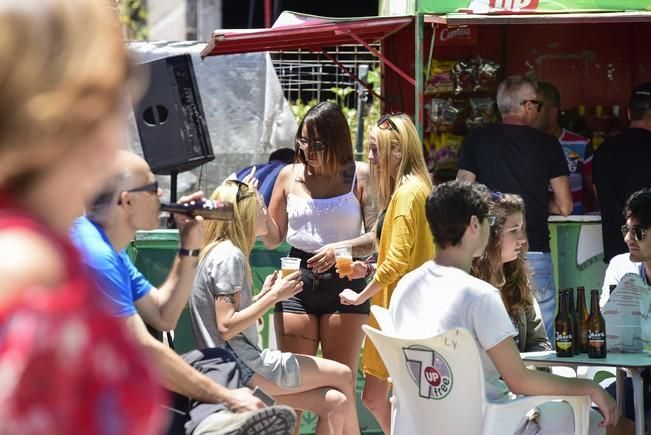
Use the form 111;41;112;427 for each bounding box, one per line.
247;351;358;435
275;312;319;435
248;374;347;435
319;313;367;435
361;374;392;434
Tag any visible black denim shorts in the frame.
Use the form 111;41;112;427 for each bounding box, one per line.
274;247;370;316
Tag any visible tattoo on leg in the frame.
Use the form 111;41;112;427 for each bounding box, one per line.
216;294;236;305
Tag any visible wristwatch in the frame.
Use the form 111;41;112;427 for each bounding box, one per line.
178;248;200;257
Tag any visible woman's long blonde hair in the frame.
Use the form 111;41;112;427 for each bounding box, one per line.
200;180;259;280
471;194;534;316
371;114;433;211
0;0;135;189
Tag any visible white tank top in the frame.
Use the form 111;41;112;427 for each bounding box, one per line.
286;164;363;253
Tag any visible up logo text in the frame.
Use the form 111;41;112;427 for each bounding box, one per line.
403;345;453;400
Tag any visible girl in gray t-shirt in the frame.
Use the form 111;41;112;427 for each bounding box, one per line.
189;179;361;434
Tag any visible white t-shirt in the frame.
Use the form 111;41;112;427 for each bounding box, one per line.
389;260;517;401
600;253;645;307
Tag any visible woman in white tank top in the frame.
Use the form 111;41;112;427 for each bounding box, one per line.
261;102;378;433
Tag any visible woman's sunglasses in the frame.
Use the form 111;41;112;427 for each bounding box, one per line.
296;137;326;152
376;112;406;131
490;191;504;201
227;179;254;203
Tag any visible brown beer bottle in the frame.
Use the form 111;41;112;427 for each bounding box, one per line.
587;289;607;358
566;288;577;355
565;287;578;355
575;287;589;354
555;289;574;357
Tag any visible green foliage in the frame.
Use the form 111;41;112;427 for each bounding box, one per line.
288;66;382;162
119;0;148;40
290;98;320;123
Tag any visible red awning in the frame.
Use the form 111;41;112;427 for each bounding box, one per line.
200;14;413;58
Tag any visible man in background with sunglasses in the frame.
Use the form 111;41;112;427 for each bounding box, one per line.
71;150;296;435
601;188;651;305
534;81;597;215
457;75;572;342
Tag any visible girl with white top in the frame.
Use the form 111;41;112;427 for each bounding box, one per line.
262;102;377;429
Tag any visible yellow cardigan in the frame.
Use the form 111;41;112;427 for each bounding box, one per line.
362;176;435;380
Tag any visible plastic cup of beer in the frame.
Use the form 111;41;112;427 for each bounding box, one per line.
280;257;301;278
334;245;353;276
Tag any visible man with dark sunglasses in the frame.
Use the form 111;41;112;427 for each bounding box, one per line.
71;151;296;435
457;75;572;342
598;188;651;424
601;188;651;305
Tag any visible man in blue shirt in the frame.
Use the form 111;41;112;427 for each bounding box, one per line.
232;148;294;206
71;150;295;435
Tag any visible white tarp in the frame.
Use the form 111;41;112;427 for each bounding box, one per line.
126;41;297;198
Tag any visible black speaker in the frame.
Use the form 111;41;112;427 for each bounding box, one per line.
133;54;214;175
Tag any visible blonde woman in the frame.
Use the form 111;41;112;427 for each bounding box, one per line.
339;113;435;433
0;0;164;433
190;180;361;435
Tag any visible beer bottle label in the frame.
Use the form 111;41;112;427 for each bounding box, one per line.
555;331;573;350
587;330;605;348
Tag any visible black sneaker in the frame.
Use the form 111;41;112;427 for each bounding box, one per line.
192;405;297;435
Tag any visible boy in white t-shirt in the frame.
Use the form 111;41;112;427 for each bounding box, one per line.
389;180;619;434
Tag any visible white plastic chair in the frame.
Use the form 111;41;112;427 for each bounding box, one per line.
370;305;394;333
362;325;591;435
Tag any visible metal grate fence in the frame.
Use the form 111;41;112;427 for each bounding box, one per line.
269;44;380;106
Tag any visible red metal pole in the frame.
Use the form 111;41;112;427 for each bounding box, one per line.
264;0;272;28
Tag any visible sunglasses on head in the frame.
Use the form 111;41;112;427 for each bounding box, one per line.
296;137;326;152
227;179;254;203
490;191;504;201
377;112;406;131
520;99;543;113
117;181;159;204
621;224;648;242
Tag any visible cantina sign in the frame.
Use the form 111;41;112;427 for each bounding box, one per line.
437;25;477;46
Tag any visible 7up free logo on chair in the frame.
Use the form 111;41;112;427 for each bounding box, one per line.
403;345;453;399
